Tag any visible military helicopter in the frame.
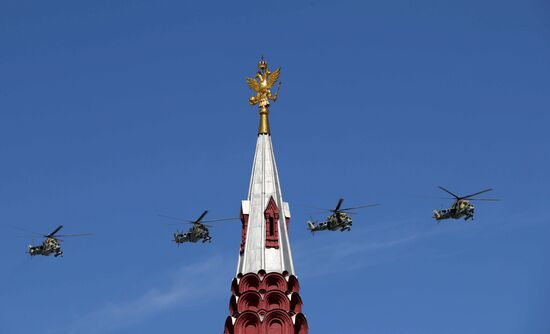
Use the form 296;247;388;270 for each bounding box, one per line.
432;186;498;222
15;225;91;257
159;210;237;244
306;198;378;233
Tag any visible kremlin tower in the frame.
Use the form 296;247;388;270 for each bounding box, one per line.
223;59;309;334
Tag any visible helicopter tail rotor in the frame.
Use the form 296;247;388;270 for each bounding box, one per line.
28;236;35;256
306;218;317;237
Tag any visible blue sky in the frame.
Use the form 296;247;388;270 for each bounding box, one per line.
1;0;549;333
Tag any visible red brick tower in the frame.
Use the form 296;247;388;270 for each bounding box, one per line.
223;59;308;334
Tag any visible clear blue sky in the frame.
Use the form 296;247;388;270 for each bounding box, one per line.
1;1;549;333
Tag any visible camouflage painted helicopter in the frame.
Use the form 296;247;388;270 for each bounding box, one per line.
159;210;237;244
432;186;498;222
18;225;92;257
306;198;378;233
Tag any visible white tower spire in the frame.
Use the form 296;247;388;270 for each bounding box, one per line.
237;133;295;275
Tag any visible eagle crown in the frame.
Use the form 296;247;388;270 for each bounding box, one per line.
258;58;268;70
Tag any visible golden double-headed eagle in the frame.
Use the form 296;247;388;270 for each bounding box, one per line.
246;58;281;108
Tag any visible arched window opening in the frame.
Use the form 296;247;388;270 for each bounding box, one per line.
264;196;280;249
269;217;275;236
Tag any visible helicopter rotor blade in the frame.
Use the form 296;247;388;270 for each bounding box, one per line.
201;217;240;223
158;214;187;222
160;212;234;225
46;225;64;238
467;198;500;202
55;233;93;237
340;203;379;211
438;186;460;199
333;198;344;212
462;188;493;199
9;226;45;237
419;196;456;200
166;221;198;226
195;210;209;223
295;203;331;211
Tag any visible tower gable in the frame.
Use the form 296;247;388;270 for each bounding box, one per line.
240;200;250;254
264;196;280;249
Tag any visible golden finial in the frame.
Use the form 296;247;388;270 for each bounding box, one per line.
246;57;282;135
